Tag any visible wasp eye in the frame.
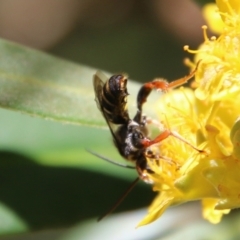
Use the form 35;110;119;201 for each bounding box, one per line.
132;131;145;148
132;130;144;139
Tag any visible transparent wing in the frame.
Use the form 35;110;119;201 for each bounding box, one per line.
93;71;119;141
93;71;106;111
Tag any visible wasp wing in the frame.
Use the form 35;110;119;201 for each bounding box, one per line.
93;71;120;141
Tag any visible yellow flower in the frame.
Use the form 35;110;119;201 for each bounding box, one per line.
138;0;240;227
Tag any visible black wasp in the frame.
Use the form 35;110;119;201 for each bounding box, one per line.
92;63;201;219
93;63;201;181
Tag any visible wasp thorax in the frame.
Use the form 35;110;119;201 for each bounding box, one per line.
125;122;147;152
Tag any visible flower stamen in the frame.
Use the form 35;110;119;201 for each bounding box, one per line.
202;25;209;42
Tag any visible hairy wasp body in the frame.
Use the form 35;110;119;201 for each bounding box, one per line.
93;64;200;182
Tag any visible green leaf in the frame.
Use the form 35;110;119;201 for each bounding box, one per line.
0;37;157;178
0;38;97;126
0;38;157;127
0;108;135;180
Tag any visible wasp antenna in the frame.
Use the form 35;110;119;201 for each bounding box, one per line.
97;177;140;221
86;149;135;169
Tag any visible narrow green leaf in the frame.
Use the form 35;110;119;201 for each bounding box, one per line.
0;38;98;126
0;108;134;180
0;38;157;127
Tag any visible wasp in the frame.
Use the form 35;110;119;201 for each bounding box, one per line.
93;63;201;183
92;63;201;220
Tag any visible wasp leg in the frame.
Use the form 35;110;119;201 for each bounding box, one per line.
136;61;201;112
97;177;140;221
141;129;205;153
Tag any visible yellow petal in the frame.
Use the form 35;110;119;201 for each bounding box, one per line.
203;3;224;34
202;198;230;224
216;0;240;15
